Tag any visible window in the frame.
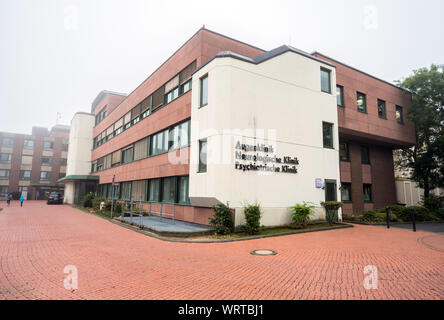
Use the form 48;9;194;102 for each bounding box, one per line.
336;85;344;106
165;75;180;104
377;99;387;119
321;68;331;94
361;146;370;164
396;105;404;124
41;157;52;166
148;178;161;202
122;146;134;164
179;61;196;94
170;120;190;150
61;158;67;166
0;153;11;163
20;170;31;180
62;144;69;152
363;184;372;202
91;161;97;173
152;86;164;111
357;92;367;113
166;87;179;104
150;130;169;156
0;186;8;198
2;137;14;147
97;157;104;171
59;173;66;179
341;183;352;202
131;180;146;202
43;141;53;150
200;75;208;107
162;177;176;203
95;107;107;125
0;169;10;179
339;142;350;161
40;171;50;180
178;176;190;204
120;182;132;200
198;139;207;173
134;138;148;161
322;122;334;149
111;150;121;167
23;139;34;150
325;180;337;201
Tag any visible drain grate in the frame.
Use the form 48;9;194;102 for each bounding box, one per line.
250;249;277;256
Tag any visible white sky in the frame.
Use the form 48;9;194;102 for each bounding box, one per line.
0;0;443;134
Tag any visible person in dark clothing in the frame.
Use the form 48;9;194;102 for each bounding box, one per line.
7;193;12;206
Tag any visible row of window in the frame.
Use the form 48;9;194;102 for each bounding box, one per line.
95;107;107;126
92;119;190;173
336;85;404;124
0;153;67;166
339;143;370;164
93;61;196;149
341;183;372;203
0;137;67;151
0;169;62;181
98;175;190;204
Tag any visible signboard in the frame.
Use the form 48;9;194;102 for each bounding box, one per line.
234;141;299;174
315;178;323;188
21;190;28;200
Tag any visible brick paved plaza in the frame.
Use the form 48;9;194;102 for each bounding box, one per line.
0;201;443;300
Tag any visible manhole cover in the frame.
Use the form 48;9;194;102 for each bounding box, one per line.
250;249;277;256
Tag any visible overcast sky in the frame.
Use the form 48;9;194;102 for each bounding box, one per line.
0;0;443;134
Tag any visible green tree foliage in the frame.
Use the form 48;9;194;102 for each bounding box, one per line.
290;202;316;228
209;203;234;235
243;203;262;235
396;65;444;198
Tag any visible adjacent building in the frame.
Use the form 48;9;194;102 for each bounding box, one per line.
0;125;70;200
72;27;415;227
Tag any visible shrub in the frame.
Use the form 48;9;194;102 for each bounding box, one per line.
209;203;234;235
243;203;262;235
363;210;400;223
421;194;444;212
92;196;106;210
104;200;122;213
290;202;316;228
407;206;438;222
321;201;342;225
82;193;96;208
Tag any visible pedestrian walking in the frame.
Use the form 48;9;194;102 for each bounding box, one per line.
20;195;24;207
7;193;12;206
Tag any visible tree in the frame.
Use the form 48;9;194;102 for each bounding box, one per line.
396;64;444;198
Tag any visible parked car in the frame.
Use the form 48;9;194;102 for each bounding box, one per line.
47;192;63;205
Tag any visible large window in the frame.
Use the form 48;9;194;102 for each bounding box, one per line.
23;139;34;150
357;92;367;113
0;169;10;179
165;75;180;104
321;68;331;94
120;182;132;200
2;137;14;147
179;61;196;94
20;170;31;180
162;177;176;203
361;146;370;164
122;146;134;164
131;180;146;202
111;150;121;167
148;178;161;202
43;141;53;151
0;153;11;163
41;157;52;166
377;99;387;119
341;183;352;202
396;105;404;124
0;186;8;198
178;176;190;204
322;122;334;149
170;120;190;150
150;130;169;156
40;171;50;180
336;85;344;106
339;142;349;161
363;184;372;202
95;107;107;125
200;75;208;107
325;180;337;201
199;139;207;173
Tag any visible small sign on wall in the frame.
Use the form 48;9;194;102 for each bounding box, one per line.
315;178;323;189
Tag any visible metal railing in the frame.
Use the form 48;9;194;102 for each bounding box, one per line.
119;199;176;226
147;202;175;224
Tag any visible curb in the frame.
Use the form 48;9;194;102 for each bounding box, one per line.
344;220;444;226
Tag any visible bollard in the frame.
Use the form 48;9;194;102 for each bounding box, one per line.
411;207;416;232
130;199;133;225
385;206;390;229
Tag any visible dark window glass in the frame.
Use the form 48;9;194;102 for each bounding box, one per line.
325;180;337;201
0;169;10;179
20;170;31;180
43;141;53;150
0;186;8;197
339;142;349;161
122;146;134;164
120;182;132;200
24;139;34;150
377;99;386;119
322;122;334;149
361;146;370;164
199;139;207;173
40;171;50;180
336;85;344;106
178;176;190;204
396;105;404;124
341;183;352;202
357;92;367;113
2;137;14;147
41;157;52;166
162;177;176;203
200;75;208;107
321;68;331;93
0;153;11;163
148;179;161;202
363;184;372;202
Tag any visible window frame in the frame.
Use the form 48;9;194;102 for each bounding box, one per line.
322;122;334;149
363;184;372;202
339;142;350;162
200;74;208;108
324;179;337;202
341;183;352;202
357;92;367;113
377;99;387;119
320;68;332;94
198;139;208;173
336;85;345;107
396;105;404;124
361;145;370;165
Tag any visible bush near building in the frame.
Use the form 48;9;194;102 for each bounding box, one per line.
209;203;234;235
321;201;343;225
243;203;262;235
82;193;96;208
290;202;316;228
344;205;441;223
